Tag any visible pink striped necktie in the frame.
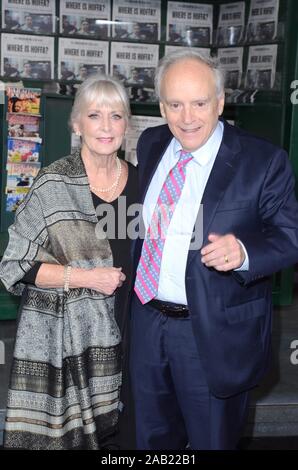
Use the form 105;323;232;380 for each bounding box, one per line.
134;150;193;304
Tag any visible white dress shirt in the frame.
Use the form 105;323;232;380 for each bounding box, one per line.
142;121;248;304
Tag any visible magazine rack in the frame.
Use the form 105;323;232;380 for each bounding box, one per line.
0;0;298;320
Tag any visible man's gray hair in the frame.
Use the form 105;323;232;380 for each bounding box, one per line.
154;49;225;100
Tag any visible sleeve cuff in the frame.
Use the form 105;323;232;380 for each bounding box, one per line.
234;239;249;271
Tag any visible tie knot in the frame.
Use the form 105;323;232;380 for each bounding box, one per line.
179;150;193;166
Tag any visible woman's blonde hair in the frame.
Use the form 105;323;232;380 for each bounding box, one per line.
70;73;131;129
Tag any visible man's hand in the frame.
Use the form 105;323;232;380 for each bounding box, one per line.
201;233;245;271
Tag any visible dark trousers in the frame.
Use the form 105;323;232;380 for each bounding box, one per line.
130;294;250;450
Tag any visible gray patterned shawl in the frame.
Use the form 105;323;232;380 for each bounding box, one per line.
0;150;122;450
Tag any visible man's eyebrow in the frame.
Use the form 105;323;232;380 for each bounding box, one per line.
165;97;210;103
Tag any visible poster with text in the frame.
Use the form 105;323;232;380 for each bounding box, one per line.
166;2;213;47
2;0;56;34
124;115;166;165
58;37;109;81
1;33;54;79
217;47;244;89
59;0;111;39
112;0;161;41
245;44;278;89
246;0;279;42
216;2;245;46
110;42;159;102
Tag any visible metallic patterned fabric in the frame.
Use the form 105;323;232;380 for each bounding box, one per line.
0;151;122;449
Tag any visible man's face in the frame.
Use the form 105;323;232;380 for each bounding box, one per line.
133;24;140;35
24;64;31;74
25;16;33;26
80;67;88;78
159;59;224;152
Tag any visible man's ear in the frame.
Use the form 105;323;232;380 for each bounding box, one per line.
218;93;225;116
159;101;166;119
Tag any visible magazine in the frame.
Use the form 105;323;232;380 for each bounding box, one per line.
7;113;41;142
6;162;41;190
6;188;29;212
7;138;41;163
6;87;41;115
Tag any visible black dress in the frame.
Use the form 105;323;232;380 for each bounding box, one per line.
91;162;138;449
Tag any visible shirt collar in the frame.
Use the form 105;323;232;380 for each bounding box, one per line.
173;121;224;167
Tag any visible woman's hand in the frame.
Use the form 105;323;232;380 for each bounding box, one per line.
84;267;126;295
35;264;126;295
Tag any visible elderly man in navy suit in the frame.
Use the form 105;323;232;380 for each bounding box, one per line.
130;49;298;450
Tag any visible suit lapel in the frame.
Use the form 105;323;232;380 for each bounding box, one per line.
139;122;243;269
187;121;243;267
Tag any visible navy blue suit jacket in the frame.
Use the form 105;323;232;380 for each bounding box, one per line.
133;119;298;398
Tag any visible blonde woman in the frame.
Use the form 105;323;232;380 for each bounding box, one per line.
0;74;137;449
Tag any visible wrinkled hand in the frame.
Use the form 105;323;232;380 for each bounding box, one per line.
88;267;126;295
201;233;245;271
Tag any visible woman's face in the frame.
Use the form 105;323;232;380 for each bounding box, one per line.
75;101;127;160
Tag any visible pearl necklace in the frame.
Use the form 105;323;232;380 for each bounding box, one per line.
89;156;122;194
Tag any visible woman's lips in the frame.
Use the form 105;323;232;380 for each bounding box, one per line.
97;137;113;143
